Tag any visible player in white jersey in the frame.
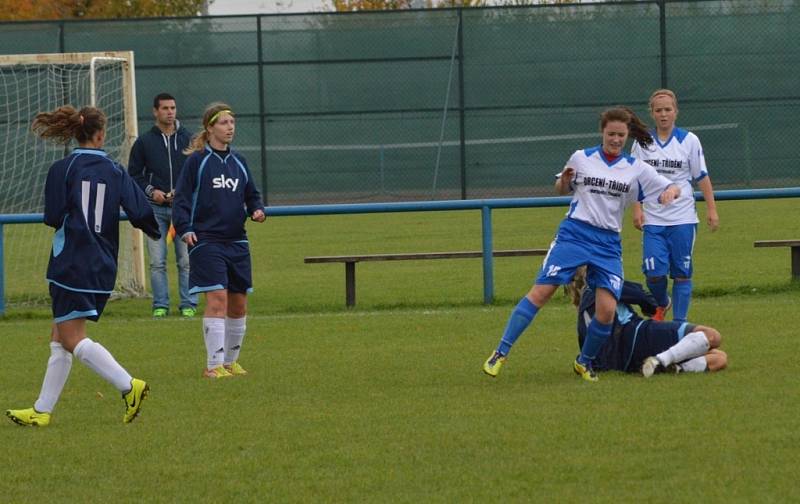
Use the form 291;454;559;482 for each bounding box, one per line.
482;107;681;382
630;89;719;323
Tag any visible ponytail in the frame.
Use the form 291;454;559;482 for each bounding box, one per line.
184;131;209;155
31;105;106;145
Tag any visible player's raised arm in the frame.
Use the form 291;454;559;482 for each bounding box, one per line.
658;184;681;205
555;166;576;195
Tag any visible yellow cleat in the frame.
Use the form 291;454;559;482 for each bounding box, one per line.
573;360;598;382
6;407;51;427
203;366;233;379
482;351;507;378
123;378;149;424
224;362;248;376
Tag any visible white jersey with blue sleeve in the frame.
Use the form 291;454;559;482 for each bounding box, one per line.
631;127;707;226
560;146;674;233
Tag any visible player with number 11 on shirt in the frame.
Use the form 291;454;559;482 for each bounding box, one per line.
7;105;160;427
630;89;719;324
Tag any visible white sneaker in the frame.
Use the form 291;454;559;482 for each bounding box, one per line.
641;356;661;378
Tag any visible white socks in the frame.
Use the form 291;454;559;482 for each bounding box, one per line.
224;316;246;365
203;317;226;369
657;331;710;367
678;356;708;373
34;342;73;414
73;338;133;393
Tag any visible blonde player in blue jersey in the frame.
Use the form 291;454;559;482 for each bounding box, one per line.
483;107;681;382
631;89;719;323
6;106;160;427
173;102;265;379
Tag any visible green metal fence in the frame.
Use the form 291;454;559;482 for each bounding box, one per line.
1;0;798;207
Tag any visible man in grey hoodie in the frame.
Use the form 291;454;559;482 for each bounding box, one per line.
128;93;198;318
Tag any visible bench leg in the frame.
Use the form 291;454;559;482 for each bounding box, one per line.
792;247;800;281
345;261;356;307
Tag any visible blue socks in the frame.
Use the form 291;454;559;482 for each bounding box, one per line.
578;318;612;366
646;276;670;307
496;297;539;356
672;280;693;322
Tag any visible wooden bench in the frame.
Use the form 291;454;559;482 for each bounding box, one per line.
305;249;548;307
754;240;800;280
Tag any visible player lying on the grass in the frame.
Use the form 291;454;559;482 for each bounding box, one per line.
565;267;727;376
6;105;160;427
483;106;680;382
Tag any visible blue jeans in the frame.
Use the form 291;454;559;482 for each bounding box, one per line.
146;204;197;310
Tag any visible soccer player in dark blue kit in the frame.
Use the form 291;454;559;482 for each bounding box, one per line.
172;103;265;379
567;267;727;375
6;105;160;427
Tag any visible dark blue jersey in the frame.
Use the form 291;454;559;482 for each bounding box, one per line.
172;146;264;242
576;281;658;371
44;148;160;293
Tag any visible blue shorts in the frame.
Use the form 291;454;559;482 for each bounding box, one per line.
641;224;697;278
49;283;109;323
622;320;696;372
535;218;624;299
188;240;253;295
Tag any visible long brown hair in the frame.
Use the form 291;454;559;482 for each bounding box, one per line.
31;105;106;144
184;102;234;154
563;266;588;308
600;106;653;148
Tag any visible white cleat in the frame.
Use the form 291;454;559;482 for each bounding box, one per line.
641;356;661;378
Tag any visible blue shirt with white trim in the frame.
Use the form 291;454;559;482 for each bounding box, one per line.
44;148;160;293
172;146;264;242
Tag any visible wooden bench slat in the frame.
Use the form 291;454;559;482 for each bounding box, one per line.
753;240;800;281
305;248;547;264
754;240;800;248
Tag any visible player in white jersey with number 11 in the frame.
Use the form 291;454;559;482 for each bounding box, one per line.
631;89;719;323
482;107;681;382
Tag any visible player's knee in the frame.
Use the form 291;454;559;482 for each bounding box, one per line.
204;290;228;317
698;326;721;348
707;350;728;371
527;285;554;307
227;294;248;318
646;275;666;282
673;276;691;282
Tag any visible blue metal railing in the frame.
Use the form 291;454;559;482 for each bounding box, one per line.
2;187;800;315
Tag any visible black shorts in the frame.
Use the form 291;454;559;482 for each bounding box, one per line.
50;283;109;323
188;240;253;295
621;320;696;372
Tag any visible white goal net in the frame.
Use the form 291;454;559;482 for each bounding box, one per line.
0;51;144;309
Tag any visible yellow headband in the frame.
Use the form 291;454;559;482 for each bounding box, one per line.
208;109;233;126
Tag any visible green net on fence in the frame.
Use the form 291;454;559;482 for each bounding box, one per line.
0;0;798;205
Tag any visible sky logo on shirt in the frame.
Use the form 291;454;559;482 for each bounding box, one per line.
212;174;239;192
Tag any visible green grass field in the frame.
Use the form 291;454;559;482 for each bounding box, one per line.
1;198;799;501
